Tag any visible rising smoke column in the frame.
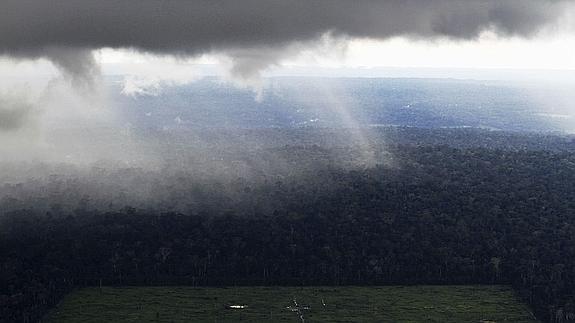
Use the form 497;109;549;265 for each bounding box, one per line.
0;0;572;80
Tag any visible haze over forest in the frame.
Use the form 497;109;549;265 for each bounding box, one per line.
2;1;575;323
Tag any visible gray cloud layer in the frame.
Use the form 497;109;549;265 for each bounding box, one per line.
0;0;572;78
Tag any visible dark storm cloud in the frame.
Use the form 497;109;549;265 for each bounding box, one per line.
44;48;100;89
0;0;572;78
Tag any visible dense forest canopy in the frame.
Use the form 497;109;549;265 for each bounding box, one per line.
2;127;575;322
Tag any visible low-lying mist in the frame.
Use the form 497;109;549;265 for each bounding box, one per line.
0;78;382;217
2;74;575;218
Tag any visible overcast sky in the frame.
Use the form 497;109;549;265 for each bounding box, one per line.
1;1;575;80
3;32;574;81
2;1;575;148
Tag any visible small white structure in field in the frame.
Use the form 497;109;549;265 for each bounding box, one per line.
286;298;310;323
229;305;248;309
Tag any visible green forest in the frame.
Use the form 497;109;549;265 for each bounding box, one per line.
2;128;575;322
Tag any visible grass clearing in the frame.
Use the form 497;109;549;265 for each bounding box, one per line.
48;285;537;322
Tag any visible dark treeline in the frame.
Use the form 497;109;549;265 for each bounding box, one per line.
3;130;575;322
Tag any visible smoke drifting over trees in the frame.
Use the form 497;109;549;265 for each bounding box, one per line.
1;0;572;79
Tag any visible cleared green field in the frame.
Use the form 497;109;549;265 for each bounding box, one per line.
48;286;537;323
